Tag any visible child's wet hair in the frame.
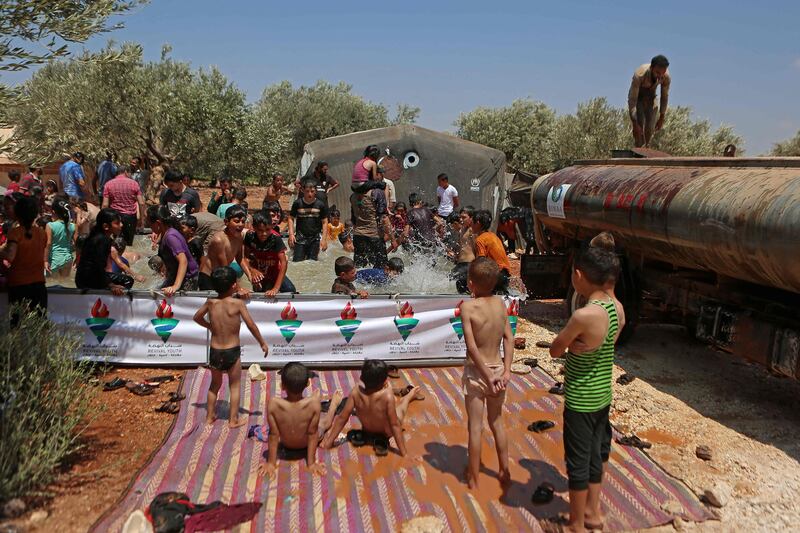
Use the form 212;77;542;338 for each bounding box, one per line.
211;265;237;295
468;257;500;291
387;257;404;274
148;255;164;273
329;207;341;219
472;209;492;230
334;256;355;276
361;359;388;391
575;233;620;286
252;211;270;228
446;212;460;224
225;205;247;221
181;215;198;230
112;236;127;253
280;362;312;394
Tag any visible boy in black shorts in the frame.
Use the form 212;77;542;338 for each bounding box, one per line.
548;234;625;532
242;210;296;296
288;178;329;262
193;266;269;428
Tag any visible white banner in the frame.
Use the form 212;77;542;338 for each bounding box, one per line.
8;292;521;366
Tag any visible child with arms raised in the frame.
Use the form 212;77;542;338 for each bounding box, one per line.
258;362;341;478
460;257;514;489
193;266;269;428
549;234;625;533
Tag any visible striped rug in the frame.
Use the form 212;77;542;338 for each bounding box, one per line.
92;367;712;532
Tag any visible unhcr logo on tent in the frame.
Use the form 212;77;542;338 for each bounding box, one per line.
470;178;480;192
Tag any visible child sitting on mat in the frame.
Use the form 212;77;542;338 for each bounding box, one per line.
258;362;342;478
193;266;269;428
320;359;423;457
459;257;514;490
548;233;625;533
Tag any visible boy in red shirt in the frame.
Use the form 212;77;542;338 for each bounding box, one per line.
241;209;295;297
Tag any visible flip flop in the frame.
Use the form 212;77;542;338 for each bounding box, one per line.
548;383;565;395
616;435;652;449
616;373;635;385
346;429;366;447
395;385;413;397
536;341;552;349
373;436;390;457
523;358;539;368
531;482;555;504
103;377;127;391
527;420;556;433
126;383;155;396
585;519;604;531
168;392;185;402
155;400;180;414
146;375;176;383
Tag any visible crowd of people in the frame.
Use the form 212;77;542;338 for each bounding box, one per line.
0;144;521;313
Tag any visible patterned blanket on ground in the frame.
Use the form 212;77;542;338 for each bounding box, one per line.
93;367;713;532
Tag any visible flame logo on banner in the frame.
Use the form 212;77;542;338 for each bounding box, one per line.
336;302;362;344
276;302;302;343
450;300;464;340
394;301;420;341
506;298;519;336
85;298;115;344
151;299;179;343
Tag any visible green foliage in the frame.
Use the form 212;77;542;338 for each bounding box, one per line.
771;130;800;156
456;98;744;173
0;308;99;501
7;43;289;182
255;80;417;172
455;99;557;174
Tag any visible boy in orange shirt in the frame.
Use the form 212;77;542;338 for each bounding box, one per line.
471;209;511;294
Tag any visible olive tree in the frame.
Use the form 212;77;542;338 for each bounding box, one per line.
771;131;800;156
551;97;629;169
649;106;743;156
454;99;557;174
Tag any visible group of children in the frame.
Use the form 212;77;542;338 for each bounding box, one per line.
193;232;622;533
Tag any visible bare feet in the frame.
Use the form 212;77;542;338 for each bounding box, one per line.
307;463;326;476
409;386;425;402
584;511;605;531
206;412;217;425
465;467;479;489
229;417;247;429
330;390;343;409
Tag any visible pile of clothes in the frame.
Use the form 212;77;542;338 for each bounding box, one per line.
122;492;261;533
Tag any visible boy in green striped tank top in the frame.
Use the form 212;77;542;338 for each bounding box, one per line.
550;234;625;533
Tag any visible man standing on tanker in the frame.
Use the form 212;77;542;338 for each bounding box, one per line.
628;54;671;147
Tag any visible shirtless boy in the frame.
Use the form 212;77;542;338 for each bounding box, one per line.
258;362;342;478
193;266;269;427
198;205;246;291
460;257;514;489
320;359;423;456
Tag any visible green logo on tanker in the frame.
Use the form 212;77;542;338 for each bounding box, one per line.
551;185;564;202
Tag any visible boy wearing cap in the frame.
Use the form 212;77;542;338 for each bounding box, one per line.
258;362;342;477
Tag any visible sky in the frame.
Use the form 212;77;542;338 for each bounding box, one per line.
4;0;800;154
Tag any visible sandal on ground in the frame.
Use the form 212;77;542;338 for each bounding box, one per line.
146;375;176;384
126;382;155;396
527;420;556;433
536;341;552;349
548;383;565;395
346;429;366;447
103;377;127;391
387;365;401;379
616;373;635;385
616;434;652;449
531;482;555;504
373;436;390;457
523;358;538;368
155;400;180;414
168;392;185;402
395;385;413;397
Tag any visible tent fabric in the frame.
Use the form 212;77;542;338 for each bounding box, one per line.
507;168;539;209
300;125;507;219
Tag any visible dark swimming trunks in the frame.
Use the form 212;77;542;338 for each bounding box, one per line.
278;443;308;460
208;346;241;371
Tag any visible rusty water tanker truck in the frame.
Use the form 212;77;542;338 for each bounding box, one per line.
521;157;800;379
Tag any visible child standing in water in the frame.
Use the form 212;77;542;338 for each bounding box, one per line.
459;257;514;489
549;235;625;533
193;266;269;428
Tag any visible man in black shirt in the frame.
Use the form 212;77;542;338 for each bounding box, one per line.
404;193;439;252
301;161;339;207
288;178;329;262
159;170;202;216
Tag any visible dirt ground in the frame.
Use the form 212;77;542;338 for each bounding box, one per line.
517;300;800;532
3;287;800;532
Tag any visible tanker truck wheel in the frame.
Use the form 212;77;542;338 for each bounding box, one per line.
564;260;639;345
